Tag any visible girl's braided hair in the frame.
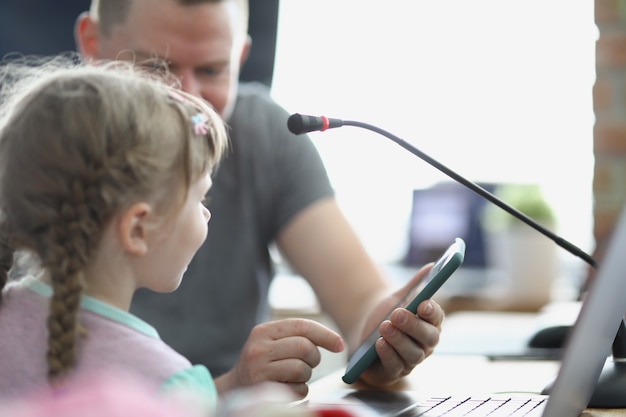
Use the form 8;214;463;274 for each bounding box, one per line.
0;56;228;383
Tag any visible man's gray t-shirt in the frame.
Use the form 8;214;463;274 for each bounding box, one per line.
130;82;334;376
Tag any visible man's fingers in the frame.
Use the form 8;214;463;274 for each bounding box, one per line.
262;335;322;367
283;382;309;399
389;305;441;349
264;318;345;353
267;358;314;383
417;299;445;327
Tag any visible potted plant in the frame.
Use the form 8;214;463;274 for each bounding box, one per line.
482;183;558;311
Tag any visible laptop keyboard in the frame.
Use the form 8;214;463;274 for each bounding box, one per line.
406;396;548;417
304;390;548;417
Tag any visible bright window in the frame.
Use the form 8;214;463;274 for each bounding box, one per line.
271;1;596;271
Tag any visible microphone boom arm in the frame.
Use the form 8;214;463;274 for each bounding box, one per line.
341;119;598;269
289;113;626;406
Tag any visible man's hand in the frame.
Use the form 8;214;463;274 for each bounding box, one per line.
357;265;445;387
214;318;344;398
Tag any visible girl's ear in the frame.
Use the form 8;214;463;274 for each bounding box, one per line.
118;202;152;256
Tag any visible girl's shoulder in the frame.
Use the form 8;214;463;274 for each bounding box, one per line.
161;365;217;414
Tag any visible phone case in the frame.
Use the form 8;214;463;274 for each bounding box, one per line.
341;238;465;384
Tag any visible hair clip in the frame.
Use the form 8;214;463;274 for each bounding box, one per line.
167;89;210;135
191;113;210;135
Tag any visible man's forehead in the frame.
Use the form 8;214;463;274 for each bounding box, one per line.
105;24;233;68
124;0;244;34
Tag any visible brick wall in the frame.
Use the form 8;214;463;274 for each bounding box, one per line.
590;0;626;283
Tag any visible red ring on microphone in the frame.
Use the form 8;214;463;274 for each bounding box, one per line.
320;115;329;132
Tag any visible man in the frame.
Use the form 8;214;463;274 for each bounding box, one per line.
75;0;445;397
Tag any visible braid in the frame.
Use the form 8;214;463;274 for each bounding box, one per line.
45;263;84;381
44;178;102;382
0;221;14;306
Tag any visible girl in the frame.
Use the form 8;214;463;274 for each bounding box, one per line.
0;59;228;411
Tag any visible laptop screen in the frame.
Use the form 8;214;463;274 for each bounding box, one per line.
542;204;626;416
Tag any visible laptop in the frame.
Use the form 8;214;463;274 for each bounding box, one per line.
306;204;626;417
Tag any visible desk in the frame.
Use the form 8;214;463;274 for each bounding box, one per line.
306;354;626;417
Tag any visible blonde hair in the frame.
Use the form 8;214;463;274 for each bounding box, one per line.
0;56;228;382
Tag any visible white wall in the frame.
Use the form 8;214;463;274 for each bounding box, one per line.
271;1;597;269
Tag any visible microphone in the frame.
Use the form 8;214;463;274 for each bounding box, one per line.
287;114;343;134
287;113;597;269
288;113;626;408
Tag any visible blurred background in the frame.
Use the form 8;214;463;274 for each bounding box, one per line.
271;1;596;309
0;0;598;308
0;0;279;87
1;0;607;375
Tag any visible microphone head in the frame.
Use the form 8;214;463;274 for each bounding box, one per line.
287;113;343;134
287;113;307;135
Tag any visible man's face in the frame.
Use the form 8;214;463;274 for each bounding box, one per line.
89;0;248;120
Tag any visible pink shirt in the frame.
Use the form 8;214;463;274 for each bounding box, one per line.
0;277;216;409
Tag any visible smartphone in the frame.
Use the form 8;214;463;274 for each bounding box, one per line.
341;237;466;384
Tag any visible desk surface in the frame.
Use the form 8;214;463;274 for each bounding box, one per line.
306;354;626;417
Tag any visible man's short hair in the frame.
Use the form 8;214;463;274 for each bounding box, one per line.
90;0;249;38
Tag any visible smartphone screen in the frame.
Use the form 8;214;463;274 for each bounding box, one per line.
341;238;465;384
